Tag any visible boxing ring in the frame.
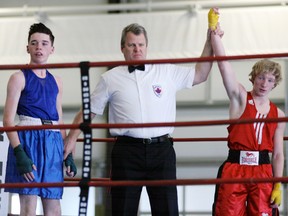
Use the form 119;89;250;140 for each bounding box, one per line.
1;53;288;216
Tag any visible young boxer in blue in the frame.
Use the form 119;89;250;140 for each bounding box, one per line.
3;23;77;216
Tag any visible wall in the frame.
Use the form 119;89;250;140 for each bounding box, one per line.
0;5;287;215
0;6;288;108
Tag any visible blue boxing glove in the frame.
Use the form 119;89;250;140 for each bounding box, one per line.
64;153;77;177
13;144;33;175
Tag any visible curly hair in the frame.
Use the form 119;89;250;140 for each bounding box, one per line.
249;59;282;87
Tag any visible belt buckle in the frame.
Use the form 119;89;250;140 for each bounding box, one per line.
143;138;152;144
41;119;53;125
239;151;259;165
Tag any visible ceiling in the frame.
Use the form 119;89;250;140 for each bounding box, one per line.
0;0;180;8
0;0;197;16
0;0;106;8
1;0;287;8
0;0;287;17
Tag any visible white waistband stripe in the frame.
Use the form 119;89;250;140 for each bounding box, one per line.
18;115;60;132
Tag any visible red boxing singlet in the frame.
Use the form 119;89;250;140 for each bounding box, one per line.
227;92;278;152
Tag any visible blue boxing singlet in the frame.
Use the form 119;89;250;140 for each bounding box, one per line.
5;69;64;199
17;69;59;120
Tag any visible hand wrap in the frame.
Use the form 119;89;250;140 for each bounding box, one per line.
208;8;219;30
271;182;282;206
13;145;33;174
64;153;77;176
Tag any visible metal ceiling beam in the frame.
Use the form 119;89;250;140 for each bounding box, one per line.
0;0;287;17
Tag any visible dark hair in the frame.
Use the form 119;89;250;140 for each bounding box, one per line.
28;23;55;45
121;23;148;49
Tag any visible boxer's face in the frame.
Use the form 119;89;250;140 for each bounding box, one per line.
252;72;276;96
27;33;54;64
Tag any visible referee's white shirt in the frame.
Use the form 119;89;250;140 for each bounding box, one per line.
90;64;195;138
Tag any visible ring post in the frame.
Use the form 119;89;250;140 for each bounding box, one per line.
78;61;92;216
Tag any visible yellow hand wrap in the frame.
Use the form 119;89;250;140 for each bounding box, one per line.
208;8;219;30
271;183;282;206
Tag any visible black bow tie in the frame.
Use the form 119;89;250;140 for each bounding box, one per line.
128;65;145;73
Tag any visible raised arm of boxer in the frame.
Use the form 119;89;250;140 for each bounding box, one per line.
210;14;247;119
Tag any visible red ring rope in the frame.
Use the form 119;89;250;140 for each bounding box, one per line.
1;116;288;132
0;54;287;195
0;53;288;70
1;176;288;189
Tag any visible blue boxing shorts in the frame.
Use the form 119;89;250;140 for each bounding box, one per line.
5;127;64;199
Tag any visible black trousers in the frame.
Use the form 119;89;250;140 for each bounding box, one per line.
110;137;179;216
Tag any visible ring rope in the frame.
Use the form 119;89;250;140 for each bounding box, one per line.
1;116;287;132
0;54;287;215
0;53;288;70
77;137;229;142
77;136;288;143
1;176;288;189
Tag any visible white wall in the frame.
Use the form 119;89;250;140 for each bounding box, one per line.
0;6;288;108
2;5;287;166
0;5;287;215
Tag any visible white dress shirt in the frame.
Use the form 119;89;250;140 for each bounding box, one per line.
90;64;195;138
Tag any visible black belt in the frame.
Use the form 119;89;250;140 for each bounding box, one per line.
227;149;270;164
116;134;170;144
